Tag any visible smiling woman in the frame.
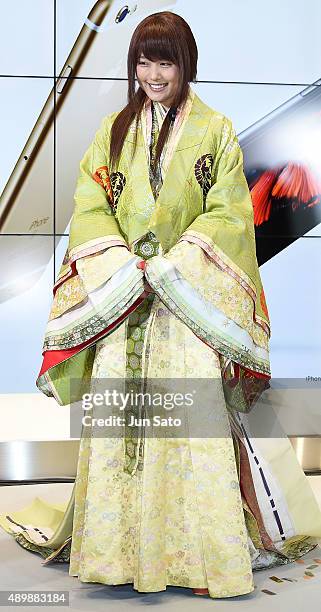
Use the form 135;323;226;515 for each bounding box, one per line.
1;9;321;603
108;11;198;173
136;53;180;110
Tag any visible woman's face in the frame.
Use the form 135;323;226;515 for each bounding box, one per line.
136;53;179;109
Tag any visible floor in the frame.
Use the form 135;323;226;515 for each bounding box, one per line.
1;478;321;611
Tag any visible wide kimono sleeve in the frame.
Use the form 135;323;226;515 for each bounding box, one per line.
144;115;271;414
36;115;146;406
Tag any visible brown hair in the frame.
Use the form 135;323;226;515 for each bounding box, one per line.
109;11;198;172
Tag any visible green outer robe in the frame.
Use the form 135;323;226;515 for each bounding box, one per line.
1;88;321;599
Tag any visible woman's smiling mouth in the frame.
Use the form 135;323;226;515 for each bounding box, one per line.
148;83;168;91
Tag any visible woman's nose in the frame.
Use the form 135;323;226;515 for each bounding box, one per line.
148;66;161;81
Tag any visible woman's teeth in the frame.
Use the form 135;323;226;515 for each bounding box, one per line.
149;83;168;91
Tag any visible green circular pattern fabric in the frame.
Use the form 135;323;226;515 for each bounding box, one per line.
124;231;160;474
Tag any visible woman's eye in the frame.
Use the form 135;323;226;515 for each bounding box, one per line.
138;61;171;66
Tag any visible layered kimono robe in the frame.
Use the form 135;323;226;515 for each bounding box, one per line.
1;87;321;599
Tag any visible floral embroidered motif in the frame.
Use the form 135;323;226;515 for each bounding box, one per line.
92;165;115;208
49;275;87;321
92;166;126;214
110;171;126;212
194;154;214;209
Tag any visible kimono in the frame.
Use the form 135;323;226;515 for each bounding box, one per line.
1;86;321;599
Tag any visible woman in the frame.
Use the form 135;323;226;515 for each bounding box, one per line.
1;11;321;600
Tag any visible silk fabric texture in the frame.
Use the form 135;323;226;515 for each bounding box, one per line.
36;87;271;414
1;88;321;599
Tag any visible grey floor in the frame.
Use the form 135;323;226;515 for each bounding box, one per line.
1;479;321;611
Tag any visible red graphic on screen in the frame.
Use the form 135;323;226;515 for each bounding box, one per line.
250;162;321;226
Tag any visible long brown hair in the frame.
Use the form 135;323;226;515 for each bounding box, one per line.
109;11;198;172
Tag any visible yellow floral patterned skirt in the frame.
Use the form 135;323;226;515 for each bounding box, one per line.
0;232;319;599
67;231;318;597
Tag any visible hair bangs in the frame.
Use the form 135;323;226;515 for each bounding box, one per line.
135;30;178;65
